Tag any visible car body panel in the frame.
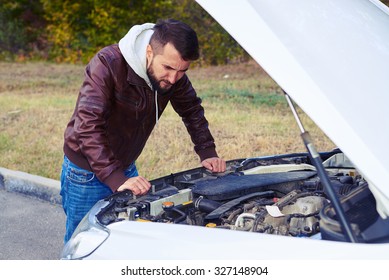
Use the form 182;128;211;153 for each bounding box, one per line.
85;221;389;260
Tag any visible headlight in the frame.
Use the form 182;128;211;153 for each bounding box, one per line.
60;200;110;260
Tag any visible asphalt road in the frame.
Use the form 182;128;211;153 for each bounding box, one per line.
0;188;66;260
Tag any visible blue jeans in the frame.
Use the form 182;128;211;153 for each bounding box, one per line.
60;156;138;243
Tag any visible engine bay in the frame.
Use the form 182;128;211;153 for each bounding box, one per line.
96;150;389;243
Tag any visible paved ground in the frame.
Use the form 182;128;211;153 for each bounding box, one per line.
0;188;66;260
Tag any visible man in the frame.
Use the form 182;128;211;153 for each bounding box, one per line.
60;19;226;243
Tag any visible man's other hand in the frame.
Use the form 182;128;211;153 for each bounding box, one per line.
117;176;151;195
201;157;226;173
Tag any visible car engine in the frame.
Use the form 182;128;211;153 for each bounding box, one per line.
96;150;389;243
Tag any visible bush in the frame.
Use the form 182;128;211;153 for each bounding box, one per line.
0;0;247;65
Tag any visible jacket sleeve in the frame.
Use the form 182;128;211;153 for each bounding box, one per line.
73;52;128;191
170;75;219;161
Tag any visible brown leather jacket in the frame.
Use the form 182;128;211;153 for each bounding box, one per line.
63;44;218;191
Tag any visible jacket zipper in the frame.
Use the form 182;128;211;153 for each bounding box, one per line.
136;101;139;120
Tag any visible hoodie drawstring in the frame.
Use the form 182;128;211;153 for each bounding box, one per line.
155;90;159;126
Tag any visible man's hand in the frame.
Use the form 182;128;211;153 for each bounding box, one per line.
201;157;226;173
117;176;151;195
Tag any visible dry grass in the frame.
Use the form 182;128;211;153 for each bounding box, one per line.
0;61;334;180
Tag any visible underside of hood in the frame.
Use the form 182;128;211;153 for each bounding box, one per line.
196;0;389;210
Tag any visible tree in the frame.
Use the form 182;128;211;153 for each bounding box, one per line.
40;0;175;63
0;0;46;60
0;0;250;64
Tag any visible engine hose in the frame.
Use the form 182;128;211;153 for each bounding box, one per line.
171;207;187;224
226;208;243;223
205;190;275;220
194;197;222;213
252;208;268;232
235;213;256;228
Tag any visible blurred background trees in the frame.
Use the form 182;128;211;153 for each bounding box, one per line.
0;0;247;65
1;0;388;65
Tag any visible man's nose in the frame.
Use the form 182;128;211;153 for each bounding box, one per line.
167;71;179;84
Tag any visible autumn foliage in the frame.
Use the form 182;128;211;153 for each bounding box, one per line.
0;0;248;65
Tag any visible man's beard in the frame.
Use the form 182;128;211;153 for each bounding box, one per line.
147;63;173;94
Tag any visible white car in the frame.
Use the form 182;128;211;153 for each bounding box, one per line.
61;0;389;260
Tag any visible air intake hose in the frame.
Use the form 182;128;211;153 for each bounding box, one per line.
194;197;222;213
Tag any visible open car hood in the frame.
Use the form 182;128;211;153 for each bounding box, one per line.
196;0;389;212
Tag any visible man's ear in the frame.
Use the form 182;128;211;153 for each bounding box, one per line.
146;44;153;67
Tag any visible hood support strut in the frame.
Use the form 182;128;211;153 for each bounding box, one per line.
284;91;357;243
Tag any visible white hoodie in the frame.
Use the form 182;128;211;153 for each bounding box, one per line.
118;23;155;89
118;23;160;125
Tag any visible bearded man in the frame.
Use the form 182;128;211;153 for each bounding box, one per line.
60;19;226;243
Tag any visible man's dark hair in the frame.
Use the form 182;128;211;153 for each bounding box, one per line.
150;19;199;61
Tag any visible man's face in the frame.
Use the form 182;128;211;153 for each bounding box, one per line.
146;42;191;94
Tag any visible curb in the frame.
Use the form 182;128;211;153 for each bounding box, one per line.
0;167;62;205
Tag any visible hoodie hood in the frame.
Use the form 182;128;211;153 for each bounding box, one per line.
118;23;155;89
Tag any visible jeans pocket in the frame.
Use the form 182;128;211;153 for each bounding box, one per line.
66;165;95;184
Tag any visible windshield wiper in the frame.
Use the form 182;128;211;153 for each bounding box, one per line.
284;91;357;243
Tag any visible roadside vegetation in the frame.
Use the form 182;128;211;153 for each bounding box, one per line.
0;61;334;180
0;1;247;65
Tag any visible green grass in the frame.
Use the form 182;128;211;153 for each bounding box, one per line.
216;88;284;106
0;61;334;180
